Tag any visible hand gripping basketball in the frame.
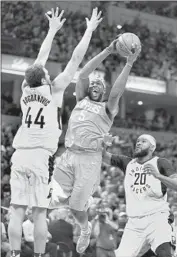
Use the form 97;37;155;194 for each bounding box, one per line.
127;43;141;66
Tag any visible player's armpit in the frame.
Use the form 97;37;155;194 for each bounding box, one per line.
106;96;120;118
51;71;72;94
106;99;119;119
75;77;90;102
157;158;176;177
51;89;65;108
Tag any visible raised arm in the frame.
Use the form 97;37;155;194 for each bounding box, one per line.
106;44;141;118
22;7;66;90
75;40;117;102
34;7;66;66
52;7;102;95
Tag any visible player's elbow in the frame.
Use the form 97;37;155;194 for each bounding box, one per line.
77;73;87;81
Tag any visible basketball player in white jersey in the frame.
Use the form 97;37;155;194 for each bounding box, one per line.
8;7;102;257
52;39;141;253
103;134;177;257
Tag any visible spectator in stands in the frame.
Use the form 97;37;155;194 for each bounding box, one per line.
48;208;75;257
1;221;11;257
1;2;177;83
91;211;118;257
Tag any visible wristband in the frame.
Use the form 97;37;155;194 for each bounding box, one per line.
126;63;133;68
105;47;112;54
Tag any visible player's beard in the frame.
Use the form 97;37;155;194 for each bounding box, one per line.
134;148;149;158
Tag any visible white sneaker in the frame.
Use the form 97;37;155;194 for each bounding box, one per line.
76;222;92;253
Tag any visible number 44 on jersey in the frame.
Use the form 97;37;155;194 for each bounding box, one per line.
25;107;45;129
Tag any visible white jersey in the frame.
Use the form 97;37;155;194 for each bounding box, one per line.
124;156;169;217
13;85;62;155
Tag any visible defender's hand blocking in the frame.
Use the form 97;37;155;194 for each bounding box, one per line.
45;7;66;32
86;7;103;32
126;43;141;66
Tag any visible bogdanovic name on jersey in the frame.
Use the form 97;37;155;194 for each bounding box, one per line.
22;94;51;106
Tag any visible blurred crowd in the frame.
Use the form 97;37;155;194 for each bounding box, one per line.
114;1;177;19
114;108;177;133
1;91;21;116
1;123;177;257
1;1;177;83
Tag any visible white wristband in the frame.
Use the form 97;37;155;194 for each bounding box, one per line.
126;63;133;68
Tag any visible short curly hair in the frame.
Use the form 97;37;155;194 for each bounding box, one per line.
25;64;46;88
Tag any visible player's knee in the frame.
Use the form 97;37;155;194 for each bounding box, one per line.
8;205;26;237
155;242;172;257
10;205;27;223
32;207;47;221
33;207;48;240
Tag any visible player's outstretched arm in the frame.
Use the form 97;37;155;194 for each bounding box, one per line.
106;44;141;118
34;7;66;66
102;134;131;170
51;7;102;100
75;40;117;102
102;147;130;172
21;7;66;90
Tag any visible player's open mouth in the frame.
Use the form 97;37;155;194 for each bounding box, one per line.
92;90;99;96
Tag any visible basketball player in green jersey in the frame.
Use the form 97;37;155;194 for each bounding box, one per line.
52;39;141;253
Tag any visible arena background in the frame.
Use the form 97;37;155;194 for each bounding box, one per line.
1;1;177;257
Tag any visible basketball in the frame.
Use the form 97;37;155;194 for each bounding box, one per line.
116;33;141;57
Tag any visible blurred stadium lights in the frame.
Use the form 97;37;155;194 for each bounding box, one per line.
137;101;143;106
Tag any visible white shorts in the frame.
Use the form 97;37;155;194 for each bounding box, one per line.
115;211;172;257
10;149;54;208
